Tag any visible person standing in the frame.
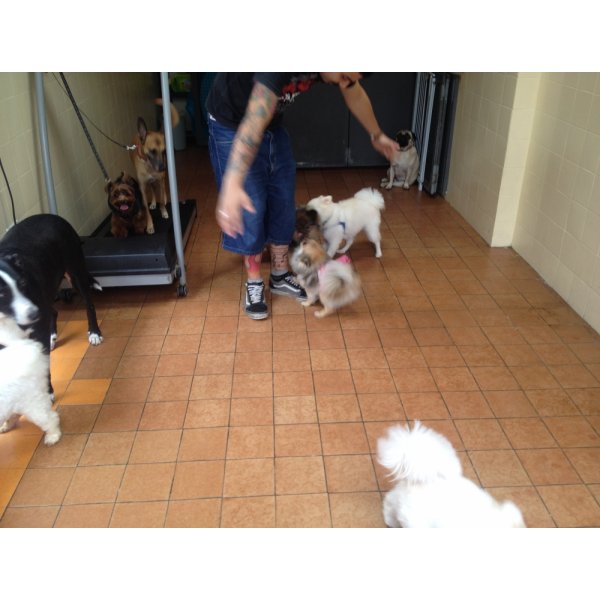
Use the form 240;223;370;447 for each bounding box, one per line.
206;72;398;319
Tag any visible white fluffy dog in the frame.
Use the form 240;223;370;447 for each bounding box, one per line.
0;315;61;446
377;421;525;528
306;187;384;258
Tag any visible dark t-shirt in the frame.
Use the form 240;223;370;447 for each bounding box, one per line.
206;73;321;130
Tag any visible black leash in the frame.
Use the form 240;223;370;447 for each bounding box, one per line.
0;155;17;226
51;74;135;154
58;73;111;181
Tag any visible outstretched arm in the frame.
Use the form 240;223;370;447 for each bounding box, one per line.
216;81;279;237
339;82;399;161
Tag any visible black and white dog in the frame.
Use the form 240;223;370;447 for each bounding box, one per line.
0;214;103;444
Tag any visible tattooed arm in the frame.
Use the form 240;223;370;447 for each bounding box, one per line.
339;82;399;161
216;81;279;237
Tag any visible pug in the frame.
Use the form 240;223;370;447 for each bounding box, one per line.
380;129;420;190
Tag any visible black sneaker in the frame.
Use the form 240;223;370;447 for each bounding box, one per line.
269;271;307;300
244;281;268;320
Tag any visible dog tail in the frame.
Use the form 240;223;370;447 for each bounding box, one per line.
319;260;361;309
354;187;385;211
154;98;180;128
377;421;462;485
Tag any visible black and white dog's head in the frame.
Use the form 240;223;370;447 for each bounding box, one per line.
0;257;39;326
395;130;417;151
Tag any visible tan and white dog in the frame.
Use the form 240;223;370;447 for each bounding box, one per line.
290;237;361;318
130;99;180;234
380;129;419;190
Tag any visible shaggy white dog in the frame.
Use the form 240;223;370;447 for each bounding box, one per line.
377;421;525;528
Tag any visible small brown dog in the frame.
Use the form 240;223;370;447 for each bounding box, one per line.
290;238;361;318
290;206;323;249
106;172;147;238
130;99;180;234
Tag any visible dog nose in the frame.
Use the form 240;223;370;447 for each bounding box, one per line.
26;305;40;323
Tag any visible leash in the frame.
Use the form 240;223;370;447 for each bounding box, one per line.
54;73;137;181
0;155;17;226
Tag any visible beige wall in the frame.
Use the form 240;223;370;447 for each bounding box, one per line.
446;72;600;334
445;73;518;244
0;72;156;235
512;73;600;333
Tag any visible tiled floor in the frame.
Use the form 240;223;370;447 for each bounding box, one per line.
1;145;600;528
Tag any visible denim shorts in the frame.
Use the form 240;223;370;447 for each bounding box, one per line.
207;115;296;255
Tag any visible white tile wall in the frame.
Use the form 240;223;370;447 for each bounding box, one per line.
448;72;600;334
512;73;600;333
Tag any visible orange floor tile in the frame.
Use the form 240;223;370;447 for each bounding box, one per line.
1;145;600;528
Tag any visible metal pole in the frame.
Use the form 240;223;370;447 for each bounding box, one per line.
34;72;58;215
160;72;187;293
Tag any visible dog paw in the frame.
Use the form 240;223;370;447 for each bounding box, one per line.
161;210;169;220
149;202;157;210
403;183;410;189
147;226;155;235
88;333;103;346
0;415;20;433
44;431;62;446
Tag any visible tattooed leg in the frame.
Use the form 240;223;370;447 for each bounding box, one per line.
244;253;263;281
269;244;290;276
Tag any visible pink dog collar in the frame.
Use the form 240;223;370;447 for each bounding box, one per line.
318;254;352;279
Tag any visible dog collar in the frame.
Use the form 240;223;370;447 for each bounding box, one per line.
318;254;351;279
134;138;148;162
321;216;346;232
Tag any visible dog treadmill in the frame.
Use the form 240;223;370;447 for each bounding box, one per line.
80;199;196;289
34;72;192;297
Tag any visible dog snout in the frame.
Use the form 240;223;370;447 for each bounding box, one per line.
25;304;40;324
149;152;167;173
14;303;40;326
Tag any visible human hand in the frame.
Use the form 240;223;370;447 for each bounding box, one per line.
216;179;256;237
372;132;400;162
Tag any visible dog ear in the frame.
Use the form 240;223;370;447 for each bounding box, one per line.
306;208;319;224
137;117;148;142
322;195;333;204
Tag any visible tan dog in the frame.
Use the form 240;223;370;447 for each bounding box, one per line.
290;238;361;318
380;130;420;190
130;99;180;234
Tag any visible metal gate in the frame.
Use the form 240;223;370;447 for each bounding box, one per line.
411;73;460;196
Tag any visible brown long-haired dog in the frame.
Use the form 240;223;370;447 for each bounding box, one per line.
130;99;180;234
106;172;147;238
290;238;361;318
